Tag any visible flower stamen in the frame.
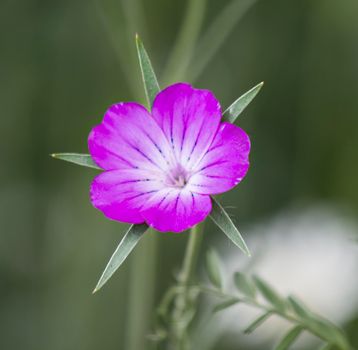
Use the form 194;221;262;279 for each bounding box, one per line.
165;164;190;189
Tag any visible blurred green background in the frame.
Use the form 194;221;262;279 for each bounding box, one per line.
1;0;358;349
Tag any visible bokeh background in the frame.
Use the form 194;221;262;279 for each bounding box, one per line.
1;0;358;349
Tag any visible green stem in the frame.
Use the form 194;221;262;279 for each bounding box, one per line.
162;0;207;85
94;0;145;102
169;224;203;350
187;0;258;83
179;225;203;285
125;229;158;350
197;286;350;350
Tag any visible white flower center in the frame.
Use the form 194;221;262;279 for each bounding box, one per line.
165;164;190;189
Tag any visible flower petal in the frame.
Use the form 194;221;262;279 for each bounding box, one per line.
141;188;212;232
151;83;221;169
187;122;250;195
88;102;174;172
90;169;164;224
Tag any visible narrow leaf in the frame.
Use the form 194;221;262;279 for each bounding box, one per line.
93;223;148;292
244;311;273;334
213;298;240;313
289;296;350;349
51;153;100;170
234;272;256;299
288;295;312;320
309;318;350;350
274;325;303;350
252;275;286;312
222;82;264;123
205;248;223;289
135;34;160;107
209;197;250;256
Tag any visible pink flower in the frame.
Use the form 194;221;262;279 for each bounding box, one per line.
88;83;250;232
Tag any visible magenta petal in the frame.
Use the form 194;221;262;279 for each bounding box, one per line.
90;169;164;224
88;102;173;171
141;189;212;233
151;83;221;169
88;84;251;232
187;122;250;195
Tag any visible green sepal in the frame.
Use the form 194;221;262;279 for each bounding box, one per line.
222;82;263;123
209;197;250;256
135;34;160;108
93;223;149;293
51;153;100;170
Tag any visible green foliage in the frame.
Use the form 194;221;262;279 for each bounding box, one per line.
234;271;256;298
222;82;264;123
274;325;303;350
51;153;100;170
287;295;312;320
252;275;287;312
200;251;351;350
287;296;349;349
212;298;240;313
93;224;148;292
135;34;160;108
244;311;273;334
205;248;223;289
209;197;251;256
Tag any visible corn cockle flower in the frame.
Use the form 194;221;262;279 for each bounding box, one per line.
88;83;250;232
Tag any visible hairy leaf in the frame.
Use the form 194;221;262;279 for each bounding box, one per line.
234;272;256;298
93;223;148;292
309;318;350;350
289;296;349;349
209;197;250;256
288;295;312;320
213;298;240;313
252;275;286;312
244;311;273;334
274;325;303;350
205;249;223;289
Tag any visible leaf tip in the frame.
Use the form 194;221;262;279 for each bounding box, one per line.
241;242;251;257
252;81;264;93
92;284;101;294
135;33;142;46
